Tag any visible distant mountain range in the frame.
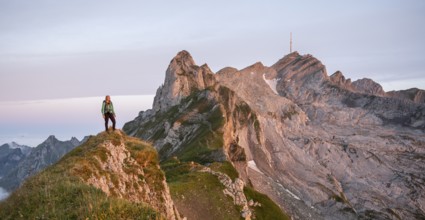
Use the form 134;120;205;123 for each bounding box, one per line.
0;135;87;192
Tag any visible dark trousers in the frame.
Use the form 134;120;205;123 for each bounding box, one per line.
104;112;116;131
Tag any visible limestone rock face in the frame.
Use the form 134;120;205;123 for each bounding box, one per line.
125;50;425;220
388;88;425;103
330;71;352;88
0;143;30;179
77;131;180;220
351;78;386;96
153;50;216;112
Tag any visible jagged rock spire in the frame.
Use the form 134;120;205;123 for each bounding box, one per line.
153;50;216;112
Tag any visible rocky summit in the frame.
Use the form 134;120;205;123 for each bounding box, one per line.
0;130;180;220
125;50;425;220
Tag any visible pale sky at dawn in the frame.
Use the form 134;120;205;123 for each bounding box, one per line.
0;0;424;102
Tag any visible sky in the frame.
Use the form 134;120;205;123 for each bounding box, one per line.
0;0;424;102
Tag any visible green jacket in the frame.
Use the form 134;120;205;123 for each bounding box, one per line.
101;101;115;115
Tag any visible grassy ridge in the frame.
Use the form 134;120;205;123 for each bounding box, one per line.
162;158;290;220
162;160;241;220
0;171;159;220
244;186;290;220
0;131;163;220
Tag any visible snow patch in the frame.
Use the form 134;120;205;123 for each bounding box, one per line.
262;74;280;95
248;160;263;174
277;183;301;200
248;160;264;174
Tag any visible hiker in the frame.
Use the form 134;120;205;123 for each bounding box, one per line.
101;95;116;131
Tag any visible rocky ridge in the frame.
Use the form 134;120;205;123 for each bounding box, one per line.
72;130;180;220
125;50;425;219
0;135;84;191
199;166;252;218
0;130;181;219
388;88;425;103
0;143;31;179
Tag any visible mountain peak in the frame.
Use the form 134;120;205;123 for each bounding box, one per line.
176;49;192;57
272;52;325;77
153;50;216;112
330;70;352;87
70;137;80;146
44;135;58;144
169;50;196;72
7;142;21;149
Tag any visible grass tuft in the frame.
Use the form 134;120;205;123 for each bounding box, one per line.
244;186;290;220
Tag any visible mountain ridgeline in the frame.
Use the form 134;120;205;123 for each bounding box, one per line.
0;136;84;191
124;50;425;219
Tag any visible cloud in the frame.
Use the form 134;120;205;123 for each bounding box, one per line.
0;187;9;201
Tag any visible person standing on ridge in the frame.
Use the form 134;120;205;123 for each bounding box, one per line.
101;95;116;131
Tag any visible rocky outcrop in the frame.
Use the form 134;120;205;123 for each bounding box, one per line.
125;50;425;219
388;88;425;103
72;130;180;220
153;50;216;112
271;52;329;101
330;71;352;88
199;167;251;219
0;143;30;178
0;136;84;191
351;78;386;96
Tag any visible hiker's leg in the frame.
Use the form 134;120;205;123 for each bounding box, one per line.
110;114;116;130
104;113;109;131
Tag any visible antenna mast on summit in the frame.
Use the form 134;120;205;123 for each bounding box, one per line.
290;32;293;53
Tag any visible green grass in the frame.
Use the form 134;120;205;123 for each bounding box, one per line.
209;161;239;181
0;165;160;220
161;159;241;219
167;167;241;220
175;124;224;164
167;91;226;164
244;186;290;220
0;130;166;220
161;159;193;183
164;162;290;220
